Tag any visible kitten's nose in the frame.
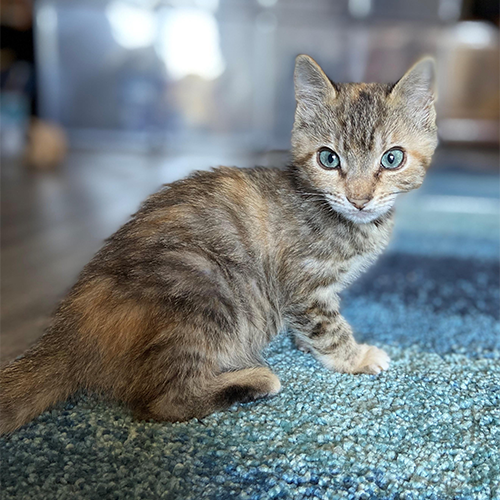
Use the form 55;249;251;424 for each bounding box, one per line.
348;197;371;210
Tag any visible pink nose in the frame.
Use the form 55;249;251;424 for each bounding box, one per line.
348;198;371;210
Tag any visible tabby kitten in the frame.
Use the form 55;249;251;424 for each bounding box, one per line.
0;55;437;434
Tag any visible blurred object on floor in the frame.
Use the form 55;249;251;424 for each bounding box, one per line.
1;1;67;168
25;118;67;170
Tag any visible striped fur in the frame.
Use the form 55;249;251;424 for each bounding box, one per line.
0;55;437;434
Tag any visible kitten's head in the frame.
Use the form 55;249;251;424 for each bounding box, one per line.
291;54;438;224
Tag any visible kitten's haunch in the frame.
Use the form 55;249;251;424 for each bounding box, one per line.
0;55;437;435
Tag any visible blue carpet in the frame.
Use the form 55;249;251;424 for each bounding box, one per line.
1;186;499;499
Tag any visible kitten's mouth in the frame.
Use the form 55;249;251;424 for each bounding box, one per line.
324;193;396;225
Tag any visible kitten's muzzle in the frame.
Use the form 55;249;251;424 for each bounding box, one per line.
347;197;371;210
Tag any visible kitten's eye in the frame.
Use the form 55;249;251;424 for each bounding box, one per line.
381;148;404;169
317;148;340;170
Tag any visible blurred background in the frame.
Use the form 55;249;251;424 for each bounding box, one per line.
1;0;499;364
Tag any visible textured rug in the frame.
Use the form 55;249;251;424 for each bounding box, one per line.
1;174;499;499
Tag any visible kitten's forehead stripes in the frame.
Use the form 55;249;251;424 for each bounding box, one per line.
333;83;393;153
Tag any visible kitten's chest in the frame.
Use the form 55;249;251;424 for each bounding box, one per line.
335;250;381;289
302;249;378;292
296;220;392;296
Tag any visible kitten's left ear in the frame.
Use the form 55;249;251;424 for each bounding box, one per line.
390;57;437;122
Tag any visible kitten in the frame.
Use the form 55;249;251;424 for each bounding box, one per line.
0;55;437;434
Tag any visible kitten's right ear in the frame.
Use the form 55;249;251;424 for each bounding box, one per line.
294;55;336;106
390;57;437;125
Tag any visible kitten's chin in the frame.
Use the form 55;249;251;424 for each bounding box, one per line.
337;207;391;225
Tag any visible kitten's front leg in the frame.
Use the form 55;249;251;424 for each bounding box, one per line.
291;304;390;375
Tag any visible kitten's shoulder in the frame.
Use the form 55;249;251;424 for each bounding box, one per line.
145;166;288;205
202;164;290;188
128;166;291;227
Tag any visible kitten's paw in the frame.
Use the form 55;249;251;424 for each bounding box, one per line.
352;344;390;375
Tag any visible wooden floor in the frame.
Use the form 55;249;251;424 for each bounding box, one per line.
1;146;498;366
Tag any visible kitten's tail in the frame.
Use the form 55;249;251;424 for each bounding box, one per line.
0;331;77;435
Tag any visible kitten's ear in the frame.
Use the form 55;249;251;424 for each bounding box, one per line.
294;54;336;107
390;57;437;122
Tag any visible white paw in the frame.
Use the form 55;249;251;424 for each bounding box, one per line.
267;375;282;396
352;344;390;375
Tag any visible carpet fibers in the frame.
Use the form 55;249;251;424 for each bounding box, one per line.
1;209;499;499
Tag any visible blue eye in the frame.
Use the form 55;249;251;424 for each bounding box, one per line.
381;148;404;169
318;148;340;170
